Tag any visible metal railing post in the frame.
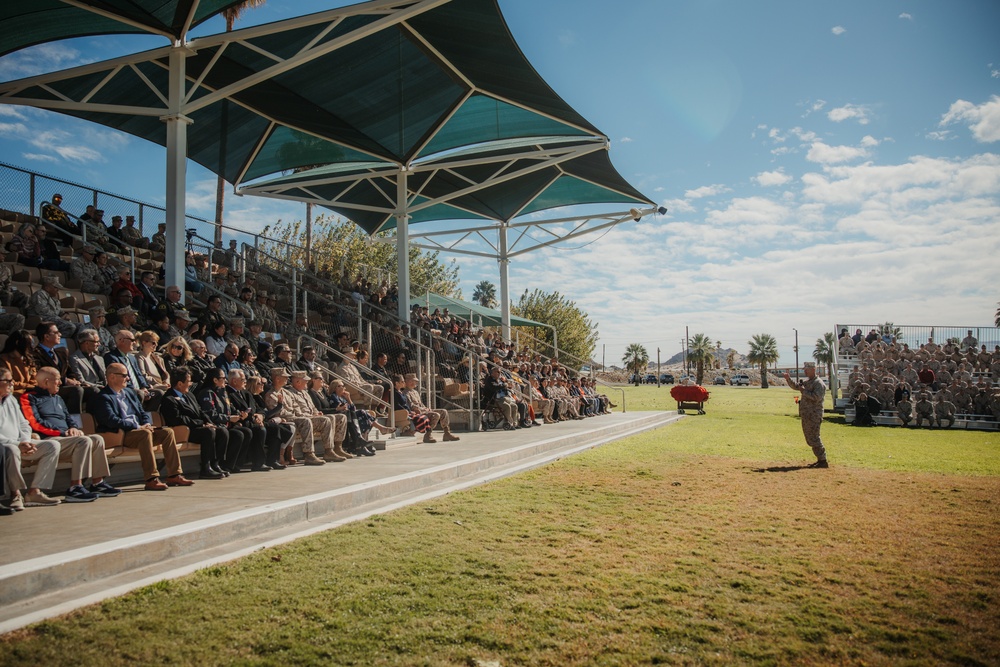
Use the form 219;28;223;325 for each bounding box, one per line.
291;268;298;324
29;174;35;215
357;300;363;343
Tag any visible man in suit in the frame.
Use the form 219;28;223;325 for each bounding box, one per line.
104;330;164;409
69;329;107;405
159;367;227;480
32;321;84;413
136;271;160;322
90;363;192;491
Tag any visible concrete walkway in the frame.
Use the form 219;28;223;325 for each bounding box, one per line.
0;411;680;633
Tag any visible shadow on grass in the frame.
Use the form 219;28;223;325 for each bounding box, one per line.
750;465;813;473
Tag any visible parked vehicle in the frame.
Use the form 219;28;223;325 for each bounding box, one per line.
659;373;675;384
713;376;726;385
730;374;750;386
643;373;658;384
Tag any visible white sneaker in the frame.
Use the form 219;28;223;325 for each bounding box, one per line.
24;490;61;507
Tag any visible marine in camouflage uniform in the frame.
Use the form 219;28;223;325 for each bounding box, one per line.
913;393;934;428
26;276;77;338
70;245;109;295
0;263;27;335
783;362;827;467
934;395;956;428
896;397;913;427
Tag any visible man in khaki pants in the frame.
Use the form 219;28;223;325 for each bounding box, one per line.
90;363;193;491
21;367;121;501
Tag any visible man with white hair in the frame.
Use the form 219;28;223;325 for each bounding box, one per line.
0;367;62;509
21;367;120;501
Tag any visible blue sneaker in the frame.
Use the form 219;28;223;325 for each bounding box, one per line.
89;481;122;498
65;484;99;503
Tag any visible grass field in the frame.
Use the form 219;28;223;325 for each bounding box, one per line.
2;385;998;666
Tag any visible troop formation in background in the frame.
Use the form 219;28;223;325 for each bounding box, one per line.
839;328;1000;428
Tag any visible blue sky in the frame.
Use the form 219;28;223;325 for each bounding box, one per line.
1;0;998;367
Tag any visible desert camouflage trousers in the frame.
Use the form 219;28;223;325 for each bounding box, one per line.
800;410;826;462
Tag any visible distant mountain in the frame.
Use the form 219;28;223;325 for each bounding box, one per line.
651;348;747;369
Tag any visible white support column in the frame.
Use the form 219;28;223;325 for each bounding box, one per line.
499;222;511;341
162;46;191;303
396;168;411;322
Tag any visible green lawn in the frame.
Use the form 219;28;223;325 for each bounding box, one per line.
2;385;998;666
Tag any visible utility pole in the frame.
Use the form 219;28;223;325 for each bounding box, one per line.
657;347;661;387
684;326;690;375
793;328;799;377
602;344;605;372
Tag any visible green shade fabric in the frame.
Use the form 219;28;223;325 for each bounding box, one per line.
247;144;651;234
0;0;652;236
416;293;545;329
0;0;244;58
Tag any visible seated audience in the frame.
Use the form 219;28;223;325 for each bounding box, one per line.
0;367;62;509
21;367;120;501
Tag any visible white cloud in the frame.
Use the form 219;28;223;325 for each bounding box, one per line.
753;169;792;187
684;184;729;199
926;130;952;141
790;127;818;142
828;103;872;125
806;141;870;164
899;12;913;20
939;96;1000;143
0;43;91;81
768;127;785;143
831;26;846;36
801;100;827;117
22;152;59;163
619;137;633;144
992;69;1000;79
659;198;694;214
0;106;25;119
859;135;879;148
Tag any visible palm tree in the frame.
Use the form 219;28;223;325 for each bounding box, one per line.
622;343;649;385
472;280;497;309
687;333;714;385
747;333;779;389
878;321;903;343
813;332;836;384
726;349;737;370
214;0;268;248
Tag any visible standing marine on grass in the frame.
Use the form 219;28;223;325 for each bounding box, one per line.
783;361;828;468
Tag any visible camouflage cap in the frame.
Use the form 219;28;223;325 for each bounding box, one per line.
269;367;290;377
41;275;63;288
88;305;107;316
290;370;308;380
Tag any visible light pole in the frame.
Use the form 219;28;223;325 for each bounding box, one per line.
793;328;799;377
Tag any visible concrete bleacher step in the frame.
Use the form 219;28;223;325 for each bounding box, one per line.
0;411;679;632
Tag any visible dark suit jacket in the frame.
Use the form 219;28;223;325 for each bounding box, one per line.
104;348;150;391
91;385;149;433
160;389;209;428
33;345;78;381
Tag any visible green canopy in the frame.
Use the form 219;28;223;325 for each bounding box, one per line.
0;0;244;58
416;293;546;329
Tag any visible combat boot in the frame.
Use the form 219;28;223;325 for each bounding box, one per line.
333;441;353;459
304;452;327;465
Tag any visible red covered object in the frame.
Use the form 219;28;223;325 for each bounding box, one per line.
670;385;711;402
